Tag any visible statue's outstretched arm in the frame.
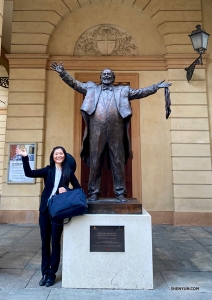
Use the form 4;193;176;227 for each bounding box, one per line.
51;61;64;74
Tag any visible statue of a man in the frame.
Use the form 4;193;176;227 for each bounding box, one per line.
51;62;171;202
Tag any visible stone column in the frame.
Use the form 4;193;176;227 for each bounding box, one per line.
165;54;212;225
0;54;49;223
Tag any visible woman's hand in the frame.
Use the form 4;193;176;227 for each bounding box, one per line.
16;147;28;157
59;187;67;194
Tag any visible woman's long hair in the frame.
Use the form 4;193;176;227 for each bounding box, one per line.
49;146;70;186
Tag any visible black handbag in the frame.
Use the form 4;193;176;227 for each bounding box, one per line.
48;188;87;224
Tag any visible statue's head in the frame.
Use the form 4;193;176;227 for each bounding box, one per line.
100;68;115;85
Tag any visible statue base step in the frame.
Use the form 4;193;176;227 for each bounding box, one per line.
87;198;142;214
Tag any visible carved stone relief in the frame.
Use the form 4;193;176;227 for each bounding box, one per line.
74;24;138;56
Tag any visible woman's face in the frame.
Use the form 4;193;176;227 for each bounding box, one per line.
53;148;65;165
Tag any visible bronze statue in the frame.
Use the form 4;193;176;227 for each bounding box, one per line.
51;62;171;202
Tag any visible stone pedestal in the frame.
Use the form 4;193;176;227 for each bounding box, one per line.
62;208;153;289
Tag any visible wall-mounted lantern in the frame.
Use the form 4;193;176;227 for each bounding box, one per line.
185;24;210;82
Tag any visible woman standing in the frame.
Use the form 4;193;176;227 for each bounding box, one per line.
16;146;81;287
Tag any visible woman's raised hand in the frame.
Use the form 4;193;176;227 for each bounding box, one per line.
16;147;28;157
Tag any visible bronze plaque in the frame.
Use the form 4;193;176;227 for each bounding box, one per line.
90;226;125;252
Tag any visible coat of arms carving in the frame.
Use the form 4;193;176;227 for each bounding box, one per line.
74;25;138;56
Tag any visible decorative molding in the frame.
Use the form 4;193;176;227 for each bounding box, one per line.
164;53;209;69
5;54;50;69
74;24;138;56
48;55;166;71
48;53;209;71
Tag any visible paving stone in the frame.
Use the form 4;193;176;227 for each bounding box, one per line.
182;226;212;238
24;227;40;240
201;227;212;235
9;238;41;253
204;246;212;253
153;272;169;290
0;227;35;239
188;251;212;271
0;223;212;299
156;248;187;260
161;271;212;293
153;255;167;272
173;240;207;252
166;233;193;241
0;288;50;300
47;288;212;300
192;237;212;246
0;224;15;235
0;269;36;288
152;238;177;249
161;259;199;272
0;250;7;258
0;237;17;247
160;225;186;234
26;269;62;288
0;252;36;269
25;251;41;270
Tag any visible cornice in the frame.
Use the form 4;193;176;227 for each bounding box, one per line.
4;53;210;70
6;54;50;68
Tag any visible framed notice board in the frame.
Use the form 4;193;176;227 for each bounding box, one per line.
7;143;37;184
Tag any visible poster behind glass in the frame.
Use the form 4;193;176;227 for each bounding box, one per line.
7;143;36;184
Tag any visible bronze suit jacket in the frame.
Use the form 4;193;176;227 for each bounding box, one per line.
60;71;158;167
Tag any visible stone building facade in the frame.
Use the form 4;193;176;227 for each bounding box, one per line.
0;0;211;225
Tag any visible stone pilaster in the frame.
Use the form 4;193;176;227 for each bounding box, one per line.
0;54;49;223
165;54;212;225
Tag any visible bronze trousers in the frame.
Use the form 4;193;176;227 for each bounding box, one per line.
88;121;126;197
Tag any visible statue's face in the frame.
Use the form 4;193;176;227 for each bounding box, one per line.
101;69;114;85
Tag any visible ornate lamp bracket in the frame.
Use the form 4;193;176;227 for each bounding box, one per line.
185;54;202;82
0;77;9;88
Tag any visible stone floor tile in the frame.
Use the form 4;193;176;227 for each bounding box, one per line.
192;237;212;246
24;228;40;240
161;271;212;293
0;224;15;235
0;226;35;239
0;288;50;300
201;227;212;235
153;271;169;290
182;226;212;238
204;246;212;253
161;259;199;272
47;288;211;300
153;255;167;272
25;251;41;270
26;269;62;288
0;252;36;269
0;269;36;289
188;251;212;271
160;225;186;234
156;248;187;260
152;238;177;249
9;238;41;253
167;233;193;241
0;237;17;247
173;240;207;252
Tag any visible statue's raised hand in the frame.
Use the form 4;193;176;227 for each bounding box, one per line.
157;80;172;89
51;61;64;74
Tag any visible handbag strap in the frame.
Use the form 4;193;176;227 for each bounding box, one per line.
50;217;72;226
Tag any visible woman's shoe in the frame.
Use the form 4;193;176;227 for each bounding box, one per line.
39;275;48;286
45;278;55;287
